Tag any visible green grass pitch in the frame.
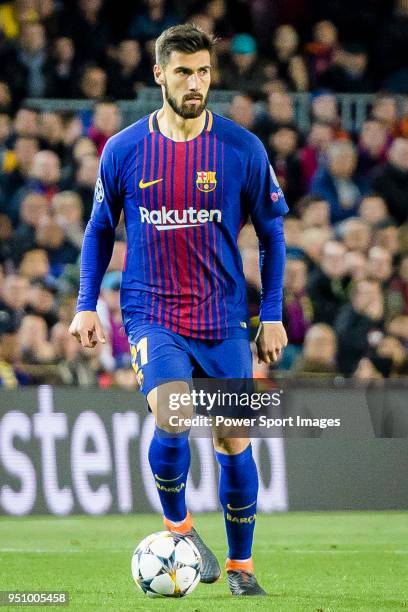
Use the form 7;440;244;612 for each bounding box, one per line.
0;512;407;611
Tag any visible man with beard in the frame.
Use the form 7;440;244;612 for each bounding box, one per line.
69;24;288;596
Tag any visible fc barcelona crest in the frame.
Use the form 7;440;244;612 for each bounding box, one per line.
196;171;217;192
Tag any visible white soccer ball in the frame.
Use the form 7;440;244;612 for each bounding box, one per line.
131;531;201;598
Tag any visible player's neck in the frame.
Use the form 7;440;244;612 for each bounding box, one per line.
156;105;206;142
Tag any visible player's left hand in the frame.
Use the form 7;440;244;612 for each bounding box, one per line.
255;322;288;364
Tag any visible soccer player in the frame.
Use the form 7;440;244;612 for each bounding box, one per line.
69;24;288;596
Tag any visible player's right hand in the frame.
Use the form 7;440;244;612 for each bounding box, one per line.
69;311;106;348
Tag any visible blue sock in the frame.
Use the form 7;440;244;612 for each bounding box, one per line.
216;443;258;560
148;426;190;523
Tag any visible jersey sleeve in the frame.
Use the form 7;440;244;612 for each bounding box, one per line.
242;136;288;322
76;139;123;312
242;135;289;226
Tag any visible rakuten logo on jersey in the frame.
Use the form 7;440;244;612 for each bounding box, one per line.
139;206;222;231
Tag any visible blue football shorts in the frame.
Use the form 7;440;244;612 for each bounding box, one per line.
127;323;253;398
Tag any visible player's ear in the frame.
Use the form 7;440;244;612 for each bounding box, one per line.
154;64;165;86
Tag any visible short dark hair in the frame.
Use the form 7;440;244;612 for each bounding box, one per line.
155;24;215;67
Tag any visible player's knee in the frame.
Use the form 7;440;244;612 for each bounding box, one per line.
148;380;193;433
155;406;192;434
213;436;250;455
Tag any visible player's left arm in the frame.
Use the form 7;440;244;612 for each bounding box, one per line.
243;136;289;364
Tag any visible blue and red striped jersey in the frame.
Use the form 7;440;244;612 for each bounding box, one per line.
77;109;288;339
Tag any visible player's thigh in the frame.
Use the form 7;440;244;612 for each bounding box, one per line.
129;325;194;431
192;336;253;378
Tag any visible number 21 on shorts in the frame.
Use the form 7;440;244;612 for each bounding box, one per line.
131;337;148;388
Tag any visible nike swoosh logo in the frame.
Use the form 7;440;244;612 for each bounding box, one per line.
139;178;163;189
154;472;184;483
226;501;257;511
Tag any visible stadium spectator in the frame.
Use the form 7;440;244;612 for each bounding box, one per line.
282;256;312;368
375;0;408;92
13;22;48;100
19;249;50;281
370;137;408;225
0;274;29;330
343;250;368;282
25;149;61;203
107;39;148;99
299;120;335;190
78;65;108;100
300;226;333;270
228;94;269;145
367;246;393;284
319;43;373;93
266;91;295;131
310;94;341;131
305;20;338;88
52;191;84;250
357;118;390;180
220;33;266;92
10;192;48;261
188;12;215;38
45;37;78;98
128;0;177;43
39;112;68;161
270;24;309;92
298;195;331;231
17;314;56;381
61;136;98;188
12;107;40;140
35;214;80;270
204;0;232;40
59;0;111;64
372;219;400;258
26;278;59;330
358;194;389;227
311;140;364;223
335;278;384;376
0;136;39;220
267;124;302;208
337;218;371;253
87;101;121;156
371;95;399;136
307;240;349;325
292;323;337;376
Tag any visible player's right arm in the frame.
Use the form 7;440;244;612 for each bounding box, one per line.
69;138;123;348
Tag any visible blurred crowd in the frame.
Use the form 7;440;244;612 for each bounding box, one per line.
1;0;408;107
0;0;408;387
